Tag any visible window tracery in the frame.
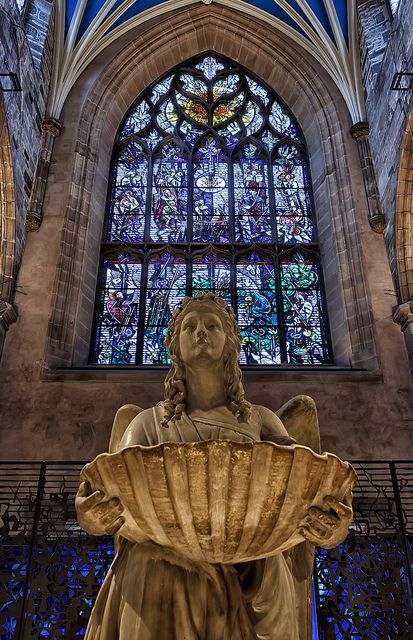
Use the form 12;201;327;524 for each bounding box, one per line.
91;53;331;366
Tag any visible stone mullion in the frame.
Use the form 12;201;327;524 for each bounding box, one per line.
26;117;62;232
350;121;386;234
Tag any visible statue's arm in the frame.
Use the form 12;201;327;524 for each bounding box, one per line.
256;405;297;446
76;406;154;537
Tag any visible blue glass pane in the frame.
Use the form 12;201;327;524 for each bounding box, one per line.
192;254;232;302
234;144;271;243
178;119;204;147
269;101;300;141
150;74;173;105
193;138;229;243
212;74;240;100
179;74;208;98
236;253;280;364
281;253;329;364
151;144;188;242
143;253;187;364
108;142;147;242
119;101;151;139
246;75;270;106
94;257;141;364
273;145;314;243
218;121;241;149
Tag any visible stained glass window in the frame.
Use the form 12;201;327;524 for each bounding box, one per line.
91;53;331;366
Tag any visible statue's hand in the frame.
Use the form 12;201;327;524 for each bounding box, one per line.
298;495;353;549
75;480;125;536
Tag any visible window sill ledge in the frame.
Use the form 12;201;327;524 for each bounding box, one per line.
42;365;383;384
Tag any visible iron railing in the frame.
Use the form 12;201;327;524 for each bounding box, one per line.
0;461;412;639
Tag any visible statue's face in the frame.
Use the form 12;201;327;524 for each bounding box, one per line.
179;307;226;366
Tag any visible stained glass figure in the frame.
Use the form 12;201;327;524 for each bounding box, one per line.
234;144;271;243
94;257;141;365
281;253;329;364
157;100;177;134
192;254;232;302
93;53;331;366
273;144;314;243
151;143;188;242
237;253;280;365
108;142;148;242
143;253;186;364
193;137;229;243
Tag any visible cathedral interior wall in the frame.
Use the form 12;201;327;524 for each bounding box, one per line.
0;5;412;462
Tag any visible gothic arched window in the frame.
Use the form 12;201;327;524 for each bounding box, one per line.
91;54;331;366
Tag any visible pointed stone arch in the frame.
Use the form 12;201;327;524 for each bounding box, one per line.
44;4;378;372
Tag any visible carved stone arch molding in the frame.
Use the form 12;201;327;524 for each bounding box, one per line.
0;97;18;354
395;111;413;303
45;5;378;371
392;110;413;374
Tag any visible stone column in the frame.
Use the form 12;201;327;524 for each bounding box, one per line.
26;117;63;232
0;298;17;360
393;301;413;376
350;121;386;234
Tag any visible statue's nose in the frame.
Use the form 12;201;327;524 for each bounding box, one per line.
196;326;207;339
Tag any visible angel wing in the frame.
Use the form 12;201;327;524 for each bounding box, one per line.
277;395;320;640
276;394;320;454
108;404;143;453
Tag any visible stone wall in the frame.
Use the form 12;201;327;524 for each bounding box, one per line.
0;0;54;303
357;0;413;369
0;5;412;463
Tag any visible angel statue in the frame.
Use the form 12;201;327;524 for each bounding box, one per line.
76;293;354;640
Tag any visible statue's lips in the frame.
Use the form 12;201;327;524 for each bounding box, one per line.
81;441;356;564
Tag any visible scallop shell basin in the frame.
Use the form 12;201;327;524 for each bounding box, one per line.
81;441;356;564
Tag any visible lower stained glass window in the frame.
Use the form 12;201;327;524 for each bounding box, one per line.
91;53;332;366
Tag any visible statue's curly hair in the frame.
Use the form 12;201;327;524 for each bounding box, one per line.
161;293;251;427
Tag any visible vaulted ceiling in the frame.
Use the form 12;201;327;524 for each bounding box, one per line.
49;0;364;121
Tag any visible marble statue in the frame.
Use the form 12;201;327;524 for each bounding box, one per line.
76;293;354;640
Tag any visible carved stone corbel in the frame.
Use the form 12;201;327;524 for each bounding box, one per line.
26;117;63;232
350;121;386;234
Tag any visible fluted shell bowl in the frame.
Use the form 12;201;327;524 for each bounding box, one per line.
80;441;356;564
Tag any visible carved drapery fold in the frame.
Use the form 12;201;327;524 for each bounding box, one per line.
350;121;386;234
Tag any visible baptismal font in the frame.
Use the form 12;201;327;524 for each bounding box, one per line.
76;293;355;640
